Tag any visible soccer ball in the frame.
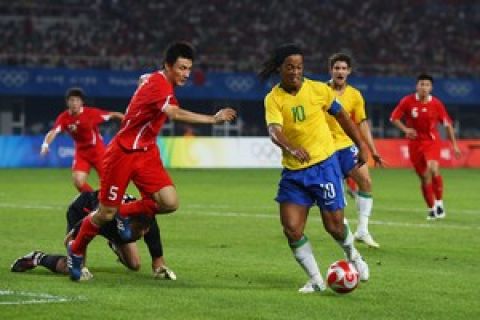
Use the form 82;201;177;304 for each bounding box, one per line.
326;260;359;294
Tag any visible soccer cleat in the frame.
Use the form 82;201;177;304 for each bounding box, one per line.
115;213;132;241
80;267;94;281
67;241;84;281
351;255;369;282
426;210;437;220
153;266;177;280
354;232;380;248
10;251;45;272
436;206;446;219
298;279;327;293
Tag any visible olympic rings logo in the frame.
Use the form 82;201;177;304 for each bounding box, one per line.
443;81;472;97
251;141;281;162
0;70;29;87
225;76;255;92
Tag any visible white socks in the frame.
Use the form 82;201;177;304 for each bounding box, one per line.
336;218;360;261
290;235;323;283
356;192;373;236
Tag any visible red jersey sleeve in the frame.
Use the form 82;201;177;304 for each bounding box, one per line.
390;96;408;121
436;100;452;126
53;113;66;133
87;106;111;126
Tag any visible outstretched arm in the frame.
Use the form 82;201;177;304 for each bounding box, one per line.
358;120;386;167
40;128;60;156
445;123;461;158
164;105;236;124
108;111;124;122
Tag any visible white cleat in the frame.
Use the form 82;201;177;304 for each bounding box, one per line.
351;256;369;282
154;266;177;280
354;232;380;248
298;279;327;293
79;267;94;281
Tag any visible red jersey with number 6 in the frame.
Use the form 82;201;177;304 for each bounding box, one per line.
390;94;452;142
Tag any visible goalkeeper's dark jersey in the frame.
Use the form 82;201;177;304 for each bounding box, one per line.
66;191;163;257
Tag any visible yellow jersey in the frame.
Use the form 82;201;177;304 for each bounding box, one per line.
326;84;366;150
265;78;338;170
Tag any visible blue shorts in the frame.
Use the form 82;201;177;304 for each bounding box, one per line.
336;145;359;178
275;155;346;212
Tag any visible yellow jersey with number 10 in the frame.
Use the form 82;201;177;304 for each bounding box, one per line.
265;78;338;170
326;84;366;150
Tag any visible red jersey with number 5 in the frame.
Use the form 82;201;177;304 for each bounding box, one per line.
390;94;452;141
115;71;178;151
53;106;110;149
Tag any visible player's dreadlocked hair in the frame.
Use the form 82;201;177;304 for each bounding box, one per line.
258;43;303;81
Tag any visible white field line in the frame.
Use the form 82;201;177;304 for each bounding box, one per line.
1;202;479;231
0;290;85;305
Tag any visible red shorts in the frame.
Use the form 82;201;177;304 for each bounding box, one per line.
72;144;106;177
99;140;173;207
409;141;441;176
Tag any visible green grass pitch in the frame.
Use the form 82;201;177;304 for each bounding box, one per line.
0;168;479;319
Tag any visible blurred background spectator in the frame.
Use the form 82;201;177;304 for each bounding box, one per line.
0;0;478;77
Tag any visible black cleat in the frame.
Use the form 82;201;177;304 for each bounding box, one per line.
11;251;45;272
426;210;437;221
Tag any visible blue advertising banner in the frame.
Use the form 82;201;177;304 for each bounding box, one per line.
0;66;478;104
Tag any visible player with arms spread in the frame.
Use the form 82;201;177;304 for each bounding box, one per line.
41;88;124;192
260;44;369;293
390;74;461;220
67;42;236;281
325;53;385;248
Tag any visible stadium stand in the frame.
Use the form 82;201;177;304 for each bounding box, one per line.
0;0;478;77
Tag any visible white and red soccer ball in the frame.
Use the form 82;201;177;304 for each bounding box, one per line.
326;259;359;294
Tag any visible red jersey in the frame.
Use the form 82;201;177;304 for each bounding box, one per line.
115;71;178;151
53;106;110;149
390;94;452;141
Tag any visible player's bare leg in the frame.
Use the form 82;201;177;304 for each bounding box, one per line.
72;170;93;192
280;203;326;293
349;165;379;248
321;209;369;281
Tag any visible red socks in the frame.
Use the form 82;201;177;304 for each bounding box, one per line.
119;199;159;218
77;183;94;193
421;182;435;208
70;215;100;255
432;175;443;200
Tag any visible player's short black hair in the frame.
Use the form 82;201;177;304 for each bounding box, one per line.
417;73;434;84
164;41;195;66
258;43;303;81
65;87;85;101
328;53;352;69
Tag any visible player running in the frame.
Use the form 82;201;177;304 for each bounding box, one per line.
260;44;369;293
67;42;236;281
325;53;385;248
41;88;124;192
390;74;461;220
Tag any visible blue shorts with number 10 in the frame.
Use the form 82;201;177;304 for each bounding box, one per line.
275;154;346;212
